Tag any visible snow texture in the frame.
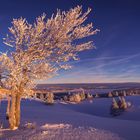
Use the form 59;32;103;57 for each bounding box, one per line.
1;97;140;140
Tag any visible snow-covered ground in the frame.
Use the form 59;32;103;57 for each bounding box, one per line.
0;96;140;140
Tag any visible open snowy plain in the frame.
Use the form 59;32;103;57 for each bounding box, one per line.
0;96;140;140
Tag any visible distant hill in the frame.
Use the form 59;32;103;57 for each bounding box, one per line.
36;83;140;90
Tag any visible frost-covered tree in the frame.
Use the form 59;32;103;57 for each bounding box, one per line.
120;97;127;110
0;6;99;130
45;92;54;104
69;93;81;103
87;93;93;99
40;93;45;101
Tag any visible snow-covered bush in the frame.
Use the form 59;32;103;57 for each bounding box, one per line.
24;122;36;129
63;95;68;101
45;93;54;105
40;93;45;101
79;92;86;100
69;94;81;103
95;93;99;98
87;93;93;99
115;91;119;96
112;98;119;109
110;98;120;116
120;97;127;110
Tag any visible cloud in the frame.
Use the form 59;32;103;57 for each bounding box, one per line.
38;52;140;83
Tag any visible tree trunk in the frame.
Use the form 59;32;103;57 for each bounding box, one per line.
9;94;16;130
6;96;11;120
15;94;21;127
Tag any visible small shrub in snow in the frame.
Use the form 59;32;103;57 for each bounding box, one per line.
63;95;68;101
79;92;86;100
45;92;54;105
127;101;132;108
120;97;127;110
24;122;36;129
69;94;81;103
110;98;120;116
112;98;119;109
115;91;119;96
75;94;81;102
95;93;99;98
40;93;45;101
87;93;93;99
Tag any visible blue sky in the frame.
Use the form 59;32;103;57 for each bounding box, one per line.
0;0;140;83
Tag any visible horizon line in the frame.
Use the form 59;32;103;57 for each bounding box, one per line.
37;82;140;85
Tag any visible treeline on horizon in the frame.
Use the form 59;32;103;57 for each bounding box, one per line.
36;82;140;90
